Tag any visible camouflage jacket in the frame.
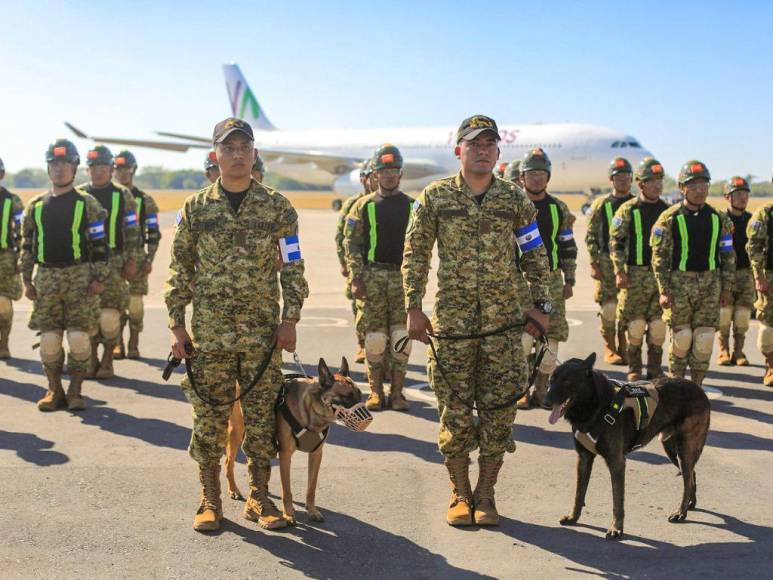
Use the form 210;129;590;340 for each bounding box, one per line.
530;193;577;282
746;202;773;280
585;192;634;263
132;188;162;264
0;186;24;257
650;202;736;296
609;196;669;275
402;173;551;332
335;192;365;271
79;181;142;266
165;179;309;351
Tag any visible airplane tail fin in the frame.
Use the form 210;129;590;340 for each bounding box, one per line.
222;63;277;132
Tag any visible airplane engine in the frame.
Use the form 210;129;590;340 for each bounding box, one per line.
332;169;363;198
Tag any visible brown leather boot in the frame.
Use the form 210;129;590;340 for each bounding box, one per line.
531;371;549;408
86;337;100;379
365;367;385;411
0;322;10;359
690;369;706;388
764;352;773;387
473;456;503;526
626;344;643;381
127;328;140;359
243;462;287;529
603;327;624;365
717;334;733;366
616;323;629;365
193;462;222;532
444;456;473;526
389;370;410;411
646;345;664;379
733;334;748;366
37;368;66;412
96;341;115;379
66;372;86;411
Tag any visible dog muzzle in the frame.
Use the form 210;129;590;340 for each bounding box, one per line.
333;403;373;432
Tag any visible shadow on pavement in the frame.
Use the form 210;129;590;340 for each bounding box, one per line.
0;429;69;466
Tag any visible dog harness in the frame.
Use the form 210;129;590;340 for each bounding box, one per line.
275;375;330;454
573;380;659;455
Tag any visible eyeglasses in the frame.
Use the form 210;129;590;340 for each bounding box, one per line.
216;143;254;156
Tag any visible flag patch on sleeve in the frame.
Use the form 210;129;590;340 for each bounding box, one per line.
279;234;302;263
516;222;543;252
88;221;106;240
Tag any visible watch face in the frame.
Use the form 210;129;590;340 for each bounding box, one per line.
543;302;553;314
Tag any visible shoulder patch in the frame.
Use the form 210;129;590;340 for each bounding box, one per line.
612;216;623;228
175;211;183;225
751;220;762;231
653;226;663;238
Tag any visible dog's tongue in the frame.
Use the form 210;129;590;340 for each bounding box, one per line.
548;404;563;425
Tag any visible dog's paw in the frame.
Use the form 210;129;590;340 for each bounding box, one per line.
605;527;623;540
307;508;325;523
282;512;297;526
559;514;579;526
668;510;687;523
229;489;245;501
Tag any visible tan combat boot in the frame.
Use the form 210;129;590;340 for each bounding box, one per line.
96;341;115;379
389;370;410;411
717;334;733;366
37;368;66;412
127;328;140;359
66;372;86;411
531;371;549;408
355;336;366;364
733;334;749;366
0;323;10;359
646;345;664;379
365;367;385;411
690;369;706;388
764;352;773;387
473;456;503;526
516;392;531;410
616;324;629;365
444;456;473;526
113;336;125;359
193;462;222;532
86;337;100;379
627;344;643;381
603;328;624;365
243;462;287;530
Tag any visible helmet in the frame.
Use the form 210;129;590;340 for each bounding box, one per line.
636;157;665;181
494;162;507;178
252;155;265;173
204;151;218;170
724;176;750;196
608;157;633;178
360;159;373;178
114;150;137;168
521;147;551;174
45;138;80;165
371;144;403;170
86;144;114;167
678;160;711;185
504;160;521;181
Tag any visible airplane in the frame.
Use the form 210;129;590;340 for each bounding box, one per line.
67;63;655;209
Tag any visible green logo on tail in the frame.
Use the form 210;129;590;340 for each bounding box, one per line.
239;87;260;120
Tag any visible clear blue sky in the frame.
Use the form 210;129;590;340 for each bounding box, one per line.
2;0;772;181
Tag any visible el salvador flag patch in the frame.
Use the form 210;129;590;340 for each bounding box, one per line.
516;222;543;252
653;227;664;238
719;234;733;252
412;199;422;211
146;214;159;227
88;221;105;240
612;216;623;228
279;234;302;263
14;211;23;225
175;211;183;225
558;229;574;242
125;211;138;226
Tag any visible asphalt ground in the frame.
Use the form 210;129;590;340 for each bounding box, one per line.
1;207;772;579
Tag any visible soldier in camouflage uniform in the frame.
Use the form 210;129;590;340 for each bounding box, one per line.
204;151;220;183
0;157;24;359
493;161;508;178
80;145;140;379
21;139;109;411
113;150;161;360
335;159;373;364
403;115;551;527
609;158;670;380
651;161;735;387
503;160;530;304
165;118;308;533
345;145;413;412
585;157;635;365
251;154;265;182
518;147;577;409
716;176;754;366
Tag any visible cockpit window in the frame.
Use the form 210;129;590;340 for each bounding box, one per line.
628;141;641;148
611;141;620;148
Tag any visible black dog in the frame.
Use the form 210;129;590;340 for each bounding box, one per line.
545;353;710;540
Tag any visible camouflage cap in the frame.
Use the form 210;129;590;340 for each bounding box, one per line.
521;147;552;174
608;157;633;178
372;144;403;170
86;144;114;167
115;150;137;168
212;117;254;145
46;139;80;165
678;160;711;185
456;115;500;144
636;157;665;181
204;150;218;170
504;160;521;181
494;162;507;178
724;175;750;196
252;154;265;173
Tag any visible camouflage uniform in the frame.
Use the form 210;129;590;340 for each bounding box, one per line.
336;191;365;344
0;186;24;357
127;188;161;333
746;201;773;384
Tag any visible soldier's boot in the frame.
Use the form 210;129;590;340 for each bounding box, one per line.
365;368;385;411
531;371;550;408
66;372;86;411
626;344;643;382
763;352;773;387
646;345;664;379
113;334;125;359
473;456;503;526
733;334;749;366
0;323;11;359
444;456;474;526
388;370;410;412
516;392;531;410
243;463;287;530
603;328;624;365
96;343;115;380
127;328;140;359
690;370;706;388
355;336;366;364
37;368;66;412
616;324;629;366
717;334;733;366
86;337;99;379
193;462;222;532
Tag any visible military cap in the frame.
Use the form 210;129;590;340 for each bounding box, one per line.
636;157;665;181
678;160;711;185
521;147;552;174
46;139;80;165
724;175;750;196
608;157;633;178
86;144;114;167
115;150;137;168
212;117;254;144
456;115;500;144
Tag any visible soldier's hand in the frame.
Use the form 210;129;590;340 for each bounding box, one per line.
407;308;432;344
351;277;367;300
659;294;673;309
123;258;138;281
720;291;732;307
616;272;631;289
87;279;105;296
274;321;297;352
756;277;770;294
24;282;36;300
590;263;601;280
171;327;193;359
524;309;550;339
563;284;574;300
143;260;153;274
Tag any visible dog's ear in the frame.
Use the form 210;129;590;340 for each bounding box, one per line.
340;356;350;378
584;352;597;371
318;358;334;391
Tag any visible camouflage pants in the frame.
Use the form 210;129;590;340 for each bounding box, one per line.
428;325;525;460
547;270;569;342
664;271;720;373
618;265;663;328
100;255;129;310
0;251;21;332
721;268;755;338
754;271;773;326
594;253;618;304
128;272;150;332
182;348;283;468
355;267;407;375
28;263;99;373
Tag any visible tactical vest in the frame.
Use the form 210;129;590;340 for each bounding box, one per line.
626;199;669;267
361;193;413;266
534;195;564;271
0;188;20;251
600;194;633;253
30;191;90;265
670;206;722;272
84;183;126;251
726;211;750;270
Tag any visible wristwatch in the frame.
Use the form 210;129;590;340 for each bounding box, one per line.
534;299;553;315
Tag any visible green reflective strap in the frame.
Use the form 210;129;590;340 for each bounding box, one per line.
676;214;689;271
135;196;143;222
109;191;120;249
708;213;719;271
632;208;643;265
0;198;10;249
550;203;560;269
34;202;45;263
367;201;377;262
604;201;614;229
71;200;85;261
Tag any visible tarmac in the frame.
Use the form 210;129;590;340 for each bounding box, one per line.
1;206;772;579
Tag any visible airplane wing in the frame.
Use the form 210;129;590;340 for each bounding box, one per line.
65;123;209;152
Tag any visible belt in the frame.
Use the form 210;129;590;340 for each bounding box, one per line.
39;261;83;269
674;270;718;278
367;262;401;271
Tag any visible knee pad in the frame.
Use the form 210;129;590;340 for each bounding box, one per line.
647;318;667;346
128;295;144;321
99;308;121;339
39;331;63;364
757;323;773;354
67;330;92;361
671;326;693;358
626;318;647;346
390;327;411;361
691;327;715;362
718;306;733;332
538;339;559;374
600;301;617;324
521;332;535;356
364;332;388;362
0;296;12;319
733;307;751;333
